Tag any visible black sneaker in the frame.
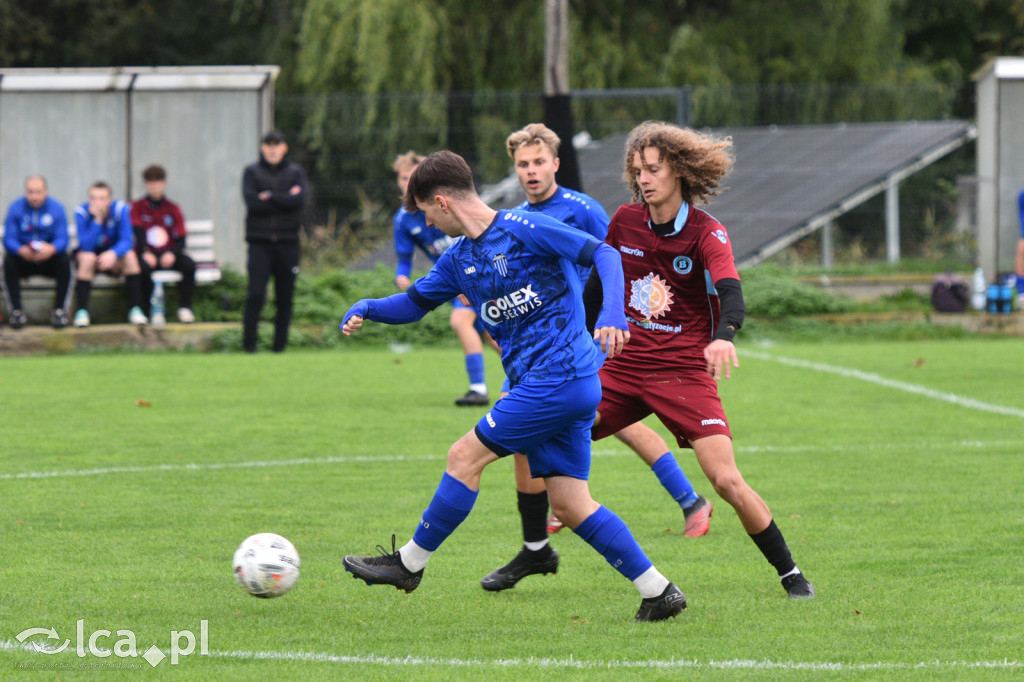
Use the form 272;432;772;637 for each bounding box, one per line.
9;309;27;329
635;582;687;622
481;546;559;591
51;308;69;329
455;390;489;407
343;535;423;593
781;572;816;599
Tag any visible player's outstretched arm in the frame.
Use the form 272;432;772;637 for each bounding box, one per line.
589;243;629;358
340;294;429;336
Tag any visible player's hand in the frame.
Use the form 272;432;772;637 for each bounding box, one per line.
143;252;158;268
289;185;302;196
97;249;118;272
34;242;56;261
395;275;411;291
704;339;739;380
159;252;176;269
341;300;370;336
258;190;272;201
595;326;630;358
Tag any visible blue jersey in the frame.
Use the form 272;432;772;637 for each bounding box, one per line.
408;210;608;387
516;186;609;283
393;207;456;278
75;199;134;257
3;196;69;254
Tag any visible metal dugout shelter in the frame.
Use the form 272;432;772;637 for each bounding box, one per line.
0;66;279;272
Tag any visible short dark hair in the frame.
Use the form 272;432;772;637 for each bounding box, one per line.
403;150;476;212
142;165;166;182
89;181;112;196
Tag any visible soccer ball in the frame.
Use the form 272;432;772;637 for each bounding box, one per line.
233;533;300;598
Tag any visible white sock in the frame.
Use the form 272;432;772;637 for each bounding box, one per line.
780;566;801;580
470;383;487;394
398;540;432;573
523;539;549;552
633;566;670;599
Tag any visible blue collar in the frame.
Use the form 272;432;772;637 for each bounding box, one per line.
648;201;690;236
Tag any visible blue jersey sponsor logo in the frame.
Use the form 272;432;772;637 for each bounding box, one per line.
480;284;543;326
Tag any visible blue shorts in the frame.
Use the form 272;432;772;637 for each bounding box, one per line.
474;374;601;480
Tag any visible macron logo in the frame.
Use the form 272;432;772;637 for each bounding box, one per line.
464;266;476;275
701;418;726;427
620;245;644;257
485;412;496;427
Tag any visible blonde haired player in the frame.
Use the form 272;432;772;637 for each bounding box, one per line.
482;123;714;593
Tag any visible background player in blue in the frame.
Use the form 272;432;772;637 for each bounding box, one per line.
483;123;713;593
392;151;490;406
340;150;686;622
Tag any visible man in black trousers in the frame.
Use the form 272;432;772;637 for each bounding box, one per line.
241;129;309;353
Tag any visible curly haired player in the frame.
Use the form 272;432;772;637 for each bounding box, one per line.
586;121;815;599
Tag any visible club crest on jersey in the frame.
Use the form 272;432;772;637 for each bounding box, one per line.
713;229;728;244
480;284;543;325
672;256;693;274
492;253;509;278
629;272;674;319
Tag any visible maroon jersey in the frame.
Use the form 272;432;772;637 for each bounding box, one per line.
607;202;739;364
130;197;187;255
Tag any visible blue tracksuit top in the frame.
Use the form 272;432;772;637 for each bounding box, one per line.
3;196;70;253
75;200;134;257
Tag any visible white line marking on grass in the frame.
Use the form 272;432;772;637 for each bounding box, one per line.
0;639;1018;672
745;350;1024;419
1;440;1018;482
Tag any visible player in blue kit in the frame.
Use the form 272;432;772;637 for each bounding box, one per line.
482;123;714;593
341;150;685;622
392;151;490;406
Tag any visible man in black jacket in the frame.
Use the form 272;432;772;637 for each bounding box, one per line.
242;129;309;352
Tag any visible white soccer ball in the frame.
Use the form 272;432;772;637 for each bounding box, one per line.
233;533;300;598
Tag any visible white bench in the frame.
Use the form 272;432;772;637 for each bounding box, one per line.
151;219;222;285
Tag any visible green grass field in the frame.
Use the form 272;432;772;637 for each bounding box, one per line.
1;338;1022;680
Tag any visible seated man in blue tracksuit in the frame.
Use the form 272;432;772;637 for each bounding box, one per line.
73;181;148;327
2;175;73;329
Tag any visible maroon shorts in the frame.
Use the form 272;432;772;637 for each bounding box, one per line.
593;353;731;448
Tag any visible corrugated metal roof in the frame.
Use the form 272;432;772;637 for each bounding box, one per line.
491;120;976;266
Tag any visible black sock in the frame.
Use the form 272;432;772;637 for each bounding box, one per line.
749;519;796;577
517;490;550;545
125;274;143;308
76;280;92;311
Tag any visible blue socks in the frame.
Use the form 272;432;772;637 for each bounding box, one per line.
651;452;699;509
573;505;653;581
412;472;478;551
465;352;486;387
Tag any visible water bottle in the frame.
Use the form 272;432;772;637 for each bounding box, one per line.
970;267;986;311
986;284;1000;314
151;281;167;327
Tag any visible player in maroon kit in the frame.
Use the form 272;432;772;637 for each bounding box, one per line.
130;165;196;323
588;120;815;599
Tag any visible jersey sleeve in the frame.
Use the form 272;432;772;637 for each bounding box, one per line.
112;203;135;257
578;201;610;242
405;249;462;311
700;224;739;284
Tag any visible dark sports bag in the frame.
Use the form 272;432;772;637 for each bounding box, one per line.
930;273;969;313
